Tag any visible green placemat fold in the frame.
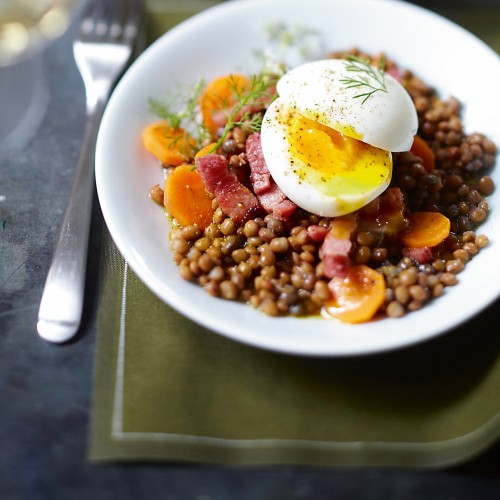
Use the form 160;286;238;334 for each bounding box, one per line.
89;229;500;467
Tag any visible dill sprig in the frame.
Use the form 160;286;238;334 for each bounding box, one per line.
148;96;182;129
147;71;277;160
340;55;387;104
148;79;211;156
213;73;278;151
148;79;205;129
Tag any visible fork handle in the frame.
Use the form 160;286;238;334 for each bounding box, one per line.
37;100;106;343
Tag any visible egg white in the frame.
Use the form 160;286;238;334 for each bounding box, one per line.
260;58;418;217
277;58;418;152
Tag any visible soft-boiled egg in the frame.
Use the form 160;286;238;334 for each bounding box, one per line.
260;58;418;217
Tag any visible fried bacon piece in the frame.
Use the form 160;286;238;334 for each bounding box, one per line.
246;133;296;221
195;153;260;224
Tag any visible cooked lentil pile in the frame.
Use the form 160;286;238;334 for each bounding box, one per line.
151;49;496;320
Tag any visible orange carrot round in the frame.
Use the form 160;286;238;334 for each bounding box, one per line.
324;265;386;323
410;135;435;172
200;74;251;135
400;212;451;248
142;121;196;166
164;164;214;229
194;142;218;160
329;214;357;240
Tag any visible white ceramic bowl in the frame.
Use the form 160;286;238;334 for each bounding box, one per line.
96;0;500;356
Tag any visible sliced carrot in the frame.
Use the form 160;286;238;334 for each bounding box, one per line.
410;135;435;172
194;142;218;160
142;121;196;166
199;74;251;135
164;164;214;229
329;214;357;240
400;212;451;248
324;264;386;323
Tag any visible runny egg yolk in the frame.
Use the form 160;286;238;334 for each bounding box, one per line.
260;58;418;217
287;114;392;202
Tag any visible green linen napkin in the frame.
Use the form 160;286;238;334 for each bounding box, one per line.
145;0;222;41
90;228;500;467
90;2;500;467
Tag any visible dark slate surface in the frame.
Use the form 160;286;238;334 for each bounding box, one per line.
1;9;500;500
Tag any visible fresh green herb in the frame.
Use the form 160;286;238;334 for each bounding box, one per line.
148;69;277;163
148;96;181;129
263;22;321;63
265;22;317;52
340;55;387;104
148;79;211;155
213;73;278;151
148;79;204;129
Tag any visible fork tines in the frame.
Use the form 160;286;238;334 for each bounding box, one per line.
80;0;143;43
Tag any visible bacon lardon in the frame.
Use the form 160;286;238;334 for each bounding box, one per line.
307;225;330;242
403;246;433;264
195;153;260;224
246;132;272;194
319;216;357;279
320;234;352;279
246;133;297;221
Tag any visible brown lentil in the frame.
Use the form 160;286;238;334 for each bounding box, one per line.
265;216;285;233
270;237;289;253
194;237;211;251
394;285;410;304
469;207;486;223
232;127;247;144
179;265;193;281
452;248;469;262
171;237;190;255
181;225;201;240
432;282;444;298
204;281;219;296
399;267;418;286
259;227;275;242
478;176;494;195
198;254;214;273
220;280;238;300
407;300;423;312
220;218;235;235
232;248;248;263
475;234;489;248
213;207;225;224
445;259;464;274
206;246;222;261
462;231;476;243
355;246;371;264
408;284;428;301
259;298;279;316
149;184;164;205
440;273;458;286
208;266;225;282
386;301;405;318
463;242;478;255
188;260;200;276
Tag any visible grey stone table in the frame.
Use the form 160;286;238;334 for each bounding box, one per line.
2;13;500;500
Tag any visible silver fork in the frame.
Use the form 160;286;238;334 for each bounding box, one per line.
37;0;143;343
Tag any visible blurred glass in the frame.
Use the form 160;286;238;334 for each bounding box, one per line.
0;0;79;152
